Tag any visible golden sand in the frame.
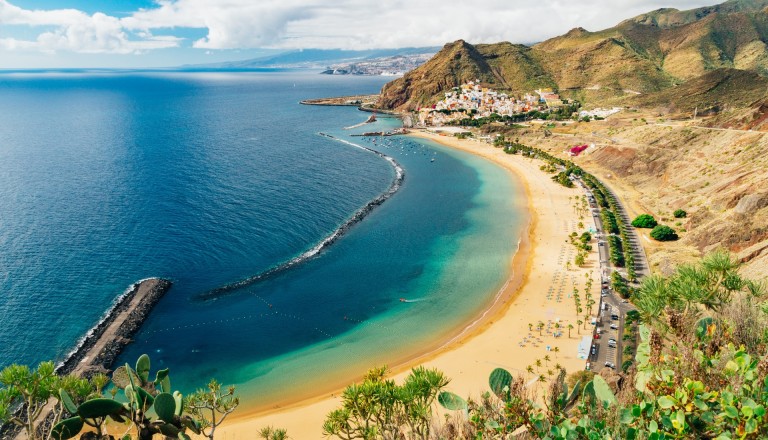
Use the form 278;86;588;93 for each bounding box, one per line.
216;130;600;439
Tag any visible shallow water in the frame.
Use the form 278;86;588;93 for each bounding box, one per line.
0;70;523;406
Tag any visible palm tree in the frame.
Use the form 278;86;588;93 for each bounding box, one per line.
535;359;542;370
567;324;574;338
553;347;560;357
547;369;554;377
576;320;582;334
543;355;551;366
528;323;533;332
538;375;547;383
555;363;563;371
526;365;534;375
537;321;544;336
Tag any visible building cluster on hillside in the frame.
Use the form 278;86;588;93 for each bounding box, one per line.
418;81;550;126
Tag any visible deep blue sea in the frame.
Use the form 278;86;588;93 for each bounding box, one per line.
0;70;522;408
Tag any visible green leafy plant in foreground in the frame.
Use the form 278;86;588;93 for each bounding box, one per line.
322;366;449;439
40;354;238;440
0;362;107;440
185;379;240;440
51;354;203;440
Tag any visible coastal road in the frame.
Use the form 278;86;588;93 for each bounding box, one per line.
575;177;640;374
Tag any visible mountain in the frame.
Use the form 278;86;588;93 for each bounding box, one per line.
378;0;768;111
186;47;439;70
378;40;556;110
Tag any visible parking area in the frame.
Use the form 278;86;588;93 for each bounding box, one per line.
575;177;640;374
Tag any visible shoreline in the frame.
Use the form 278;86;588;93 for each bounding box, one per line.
219;129;600;438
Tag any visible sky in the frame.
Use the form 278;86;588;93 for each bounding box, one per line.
0;0;720;68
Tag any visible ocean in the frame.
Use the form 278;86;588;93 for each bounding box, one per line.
0;70;523;408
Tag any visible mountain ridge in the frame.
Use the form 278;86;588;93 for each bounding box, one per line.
378;0;768;113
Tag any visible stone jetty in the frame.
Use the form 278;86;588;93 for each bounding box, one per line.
57;278;172;377
0;278;171;440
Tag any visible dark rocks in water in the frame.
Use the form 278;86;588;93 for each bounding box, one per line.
56;278;172;376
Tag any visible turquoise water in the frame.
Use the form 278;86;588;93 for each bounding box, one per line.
0;70;522;407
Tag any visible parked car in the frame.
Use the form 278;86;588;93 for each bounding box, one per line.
608;342;617;348
594;333;600;339
608;338;617;345
586;362;591;371
611;314;619;320
604;362;615;369
610;323;619;330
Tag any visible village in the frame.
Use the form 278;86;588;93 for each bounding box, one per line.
417;80;621;127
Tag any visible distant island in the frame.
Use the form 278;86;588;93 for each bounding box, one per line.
320;52;435;76
182;47;438;73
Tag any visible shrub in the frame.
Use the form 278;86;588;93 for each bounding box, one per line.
650;225;678;241
631;214;657;228
673;209;687;218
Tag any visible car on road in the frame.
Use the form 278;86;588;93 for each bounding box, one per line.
604;362;615;369
610;324;619;330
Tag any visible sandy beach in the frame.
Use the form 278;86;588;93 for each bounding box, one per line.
217;130;601;439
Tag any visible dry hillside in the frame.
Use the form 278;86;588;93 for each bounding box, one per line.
505;116;768;280
378;0;768;112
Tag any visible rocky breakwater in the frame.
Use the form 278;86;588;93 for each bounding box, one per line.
0;278;172;440
56;278;172;377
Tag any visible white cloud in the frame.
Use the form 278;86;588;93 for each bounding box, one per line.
0;0;178;53
0;0;721;55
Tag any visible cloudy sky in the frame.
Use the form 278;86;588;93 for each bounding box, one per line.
0;0;718;68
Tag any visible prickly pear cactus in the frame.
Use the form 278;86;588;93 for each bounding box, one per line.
135;354;151;383
489;368;513;399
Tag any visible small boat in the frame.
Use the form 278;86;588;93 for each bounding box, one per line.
399;298;407;302
430;158;435;163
